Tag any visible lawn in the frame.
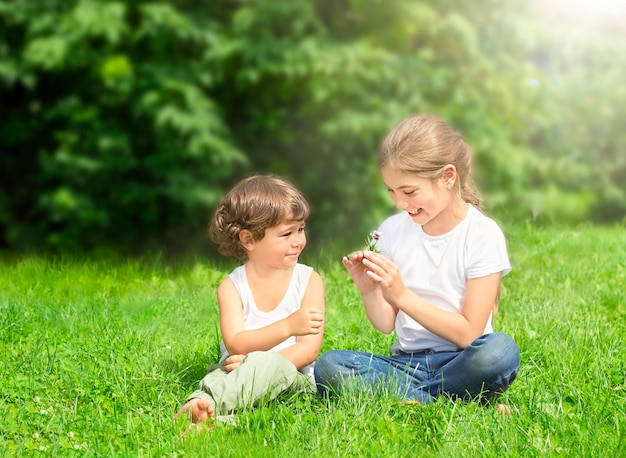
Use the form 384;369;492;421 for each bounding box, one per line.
0;223;624;457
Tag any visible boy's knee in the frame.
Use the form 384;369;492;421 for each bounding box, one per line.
244;351;298;374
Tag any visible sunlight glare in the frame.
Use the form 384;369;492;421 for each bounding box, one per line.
555;0;626;23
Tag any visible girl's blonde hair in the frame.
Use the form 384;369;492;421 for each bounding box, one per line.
379;114;481;209
208;175;310;260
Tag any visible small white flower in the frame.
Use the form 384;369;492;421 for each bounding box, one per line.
366;230;382;252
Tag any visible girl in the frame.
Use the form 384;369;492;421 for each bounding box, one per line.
177;175;325;424
314;114;520;406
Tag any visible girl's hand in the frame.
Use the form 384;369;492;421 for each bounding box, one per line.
361;251;408;305
223;354;245;372
288;307;324;336
342;251;378;294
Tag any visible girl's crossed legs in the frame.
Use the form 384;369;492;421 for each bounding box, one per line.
314;332;520;405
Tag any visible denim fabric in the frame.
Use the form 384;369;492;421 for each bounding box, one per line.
314;332;520;405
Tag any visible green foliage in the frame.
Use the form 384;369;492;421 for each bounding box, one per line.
1;0;624;254
512;3;626;223
0;224;624;455
0;0;246;252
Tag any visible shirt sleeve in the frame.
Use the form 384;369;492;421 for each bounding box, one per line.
467;217;511;279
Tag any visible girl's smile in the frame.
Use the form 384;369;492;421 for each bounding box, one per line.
407;209;422;217
381;165;466;236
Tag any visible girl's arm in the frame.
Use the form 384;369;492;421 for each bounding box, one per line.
277;271;325;369
343;251;397;333
218;273;324;360
362;251;500;348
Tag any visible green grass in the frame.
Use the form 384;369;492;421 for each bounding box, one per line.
0;223;624;457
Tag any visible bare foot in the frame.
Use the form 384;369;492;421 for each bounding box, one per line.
175;398;216;424
494;403;512;415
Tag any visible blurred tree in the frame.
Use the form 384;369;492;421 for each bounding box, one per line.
0;0;624;255
513;0;626;222
0;0;247;252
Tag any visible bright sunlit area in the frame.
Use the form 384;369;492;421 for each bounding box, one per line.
559;0;626;19
541;0;626;30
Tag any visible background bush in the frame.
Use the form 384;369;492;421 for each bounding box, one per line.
1;0;624;255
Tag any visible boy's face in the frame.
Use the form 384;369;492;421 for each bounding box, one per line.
249;217;307;269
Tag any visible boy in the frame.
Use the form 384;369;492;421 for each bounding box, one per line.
177;175;325;424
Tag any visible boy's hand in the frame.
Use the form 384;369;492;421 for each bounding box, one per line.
289;307;324;336
223;354;245;372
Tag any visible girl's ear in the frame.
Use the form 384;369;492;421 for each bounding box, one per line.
239;229;255;251
441;164;457;188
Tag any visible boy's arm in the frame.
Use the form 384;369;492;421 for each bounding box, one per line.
278;271;325;370
218;273;324;357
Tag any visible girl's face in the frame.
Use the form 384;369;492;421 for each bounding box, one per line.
381;165;461;235
249;217;307;269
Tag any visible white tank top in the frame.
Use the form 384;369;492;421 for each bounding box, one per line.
219;263;315;379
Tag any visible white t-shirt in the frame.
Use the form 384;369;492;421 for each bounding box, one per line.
219;263;315;379
376;204;511;353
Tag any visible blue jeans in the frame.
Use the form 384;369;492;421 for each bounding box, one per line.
314;332;520;405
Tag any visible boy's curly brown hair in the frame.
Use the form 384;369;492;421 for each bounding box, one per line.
208;175;310;261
